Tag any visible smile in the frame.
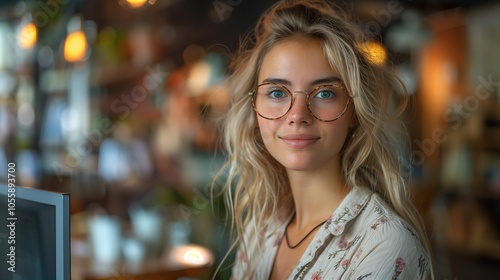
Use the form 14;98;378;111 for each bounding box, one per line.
280;134;320;148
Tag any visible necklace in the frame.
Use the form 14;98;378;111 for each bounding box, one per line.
284;214;329;249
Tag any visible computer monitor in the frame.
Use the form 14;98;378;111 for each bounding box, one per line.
0;185;70;280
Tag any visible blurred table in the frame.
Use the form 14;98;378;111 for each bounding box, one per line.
72;255;212;280
71;237;213;280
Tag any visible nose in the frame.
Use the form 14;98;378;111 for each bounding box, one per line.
286;92;313;124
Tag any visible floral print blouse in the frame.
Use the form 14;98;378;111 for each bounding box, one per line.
231;186;430;279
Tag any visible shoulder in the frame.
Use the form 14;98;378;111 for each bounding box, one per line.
345;193;430;279
353;193;424;253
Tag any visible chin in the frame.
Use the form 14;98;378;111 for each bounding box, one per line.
279;158;318;172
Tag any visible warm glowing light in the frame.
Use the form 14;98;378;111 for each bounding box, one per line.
169;245;213;266
126;0;148;8
18;22;37;49
358;41;387;65
187;61;211;96
64;30;87;62
183;249;205;265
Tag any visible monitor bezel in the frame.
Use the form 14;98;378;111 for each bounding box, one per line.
0;185;70;280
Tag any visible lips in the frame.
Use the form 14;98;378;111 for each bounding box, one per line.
280;134;320;148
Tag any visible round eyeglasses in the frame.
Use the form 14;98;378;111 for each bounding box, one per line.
248;82;352;122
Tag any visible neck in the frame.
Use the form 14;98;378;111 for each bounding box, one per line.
287;166;349;230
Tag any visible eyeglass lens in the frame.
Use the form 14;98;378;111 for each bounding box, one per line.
252;83;349;121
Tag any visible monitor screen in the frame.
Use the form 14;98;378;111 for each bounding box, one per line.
0;185;70;280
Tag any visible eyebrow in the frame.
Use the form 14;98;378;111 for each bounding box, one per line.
261;76;343;86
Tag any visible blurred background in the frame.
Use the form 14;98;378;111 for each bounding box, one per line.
0;0;499;279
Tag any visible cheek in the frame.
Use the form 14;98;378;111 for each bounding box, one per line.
260;130;274;148
257;119;277;145
325;121;351;145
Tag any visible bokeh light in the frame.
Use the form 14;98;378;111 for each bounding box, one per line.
357;41;387;65
64;30;87;62
18;22;37;49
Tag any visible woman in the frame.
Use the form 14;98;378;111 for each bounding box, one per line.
213;0;433;279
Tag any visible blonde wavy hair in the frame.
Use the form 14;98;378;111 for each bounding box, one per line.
212;0;433;278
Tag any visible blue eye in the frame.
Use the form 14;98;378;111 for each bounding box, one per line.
269;89;287;99
315;90;334;99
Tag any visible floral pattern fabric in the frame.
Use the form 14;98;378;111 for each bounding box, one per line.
231;186;429;280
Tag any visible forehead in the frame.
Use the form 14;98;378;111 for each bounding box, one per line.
258;37;340;84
